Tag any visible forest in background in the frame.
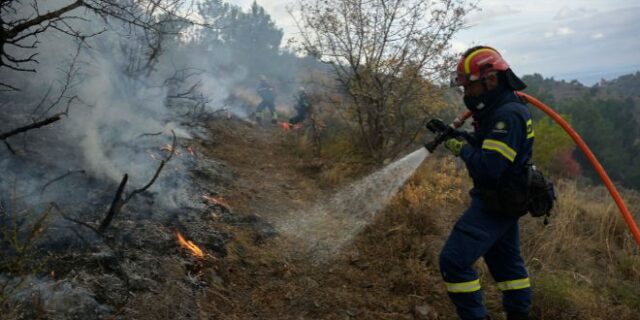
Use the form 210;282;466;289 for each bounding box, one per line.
523;73;640;189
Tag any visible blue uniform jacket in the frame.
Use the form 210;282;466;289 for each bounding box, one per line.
459;91;534;194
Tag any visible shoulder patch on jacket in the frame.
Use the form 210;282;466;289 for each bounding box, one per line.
492;121;508;134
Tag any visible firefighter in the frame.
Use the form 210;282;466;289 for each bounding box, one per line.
288;87;311;126
256;76;278;124
439;46;534;320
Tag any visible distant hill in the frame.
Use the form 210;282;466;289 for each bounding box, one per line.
595;71;640;99
522;72;640;104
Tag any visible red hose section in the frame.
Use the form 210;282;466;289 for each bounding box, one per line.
516;91;640;247
453;111;473;128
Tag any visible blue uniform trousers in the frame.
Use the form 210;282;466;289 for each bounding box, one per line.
439;196;532;320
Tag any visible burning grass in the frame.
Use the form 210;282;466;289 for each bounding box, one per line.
176;230;205;258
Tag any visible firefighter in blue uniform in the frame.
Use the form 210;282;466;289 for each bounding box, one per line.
289;87;311;125
256;76;278;124
440;46;535;320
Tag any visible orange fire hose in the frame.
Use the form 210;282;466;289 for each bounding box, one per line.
452;93;640;246
517;92;640;246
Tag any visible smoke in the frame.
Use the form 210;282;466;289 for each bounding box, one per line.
0;0;317;258
274;148;430;262
0;0;253;232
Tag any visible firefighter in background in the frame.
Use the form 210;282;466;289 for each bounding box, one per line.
255;75;278;124
288;87;311;126
439;46;534;320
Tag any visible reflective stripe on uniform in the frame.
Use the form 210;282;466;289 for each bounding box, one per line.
526;119;535;139
482;139;517;162
497;277;531;291
445;279;481;293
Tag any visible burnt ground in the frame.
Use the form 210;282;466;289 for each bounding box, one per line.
2;114;454;320
196;118;451;320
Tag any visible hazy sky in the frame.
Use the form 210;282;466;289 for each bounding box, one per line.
236;0;640;85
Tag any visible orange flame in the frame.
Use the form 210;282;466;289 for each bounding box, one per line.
176;231;204;258
187;146;196;157
279;122;292;131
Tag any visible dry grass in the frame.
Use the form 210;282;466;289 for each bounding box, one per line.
315;155;640;319
519;180;640;319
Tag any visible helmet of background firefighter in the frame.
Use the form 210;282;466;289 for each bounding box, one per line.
452;46;526;91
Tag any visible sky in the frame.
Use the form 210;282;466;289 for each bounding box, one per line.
234;0;640;86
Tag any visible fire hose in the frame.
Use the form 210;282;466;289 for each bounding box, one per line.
425;92;640;247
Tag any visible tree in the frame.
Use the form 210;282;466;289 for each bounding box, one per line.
194;0;283;78
292;0;473;163
532;116;580;178
0;0;197;91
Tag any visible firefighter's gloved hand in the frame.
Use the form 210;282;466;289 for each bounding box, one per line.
444;138;465;157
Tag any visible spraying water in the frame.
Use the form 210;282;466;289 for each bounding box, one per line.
276;148;430;261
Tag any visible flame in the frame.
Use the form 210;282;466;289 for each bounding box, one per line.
176;231;204;258
279;122;292;131
187;146;196;157
279;122;302;131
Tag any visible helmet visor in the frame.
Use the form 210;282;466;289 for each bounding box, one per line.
450;72;471;87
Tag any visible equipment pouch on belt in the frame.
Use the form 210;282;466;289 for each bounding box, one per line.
526;165;556;217
482;165;556;218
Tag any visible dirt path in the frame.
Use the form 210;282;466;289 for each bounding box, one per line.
202;118;322;218
198;117;447;320
199;118;338;318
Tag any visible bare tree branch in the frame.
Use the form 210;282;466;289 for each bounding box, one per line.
0;0;201;90
3;0;84;39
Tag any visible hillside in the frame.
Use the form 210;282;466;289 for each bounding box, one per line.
178;116;640;319
2;109;638;320
522;72;640;102
2;0;639;318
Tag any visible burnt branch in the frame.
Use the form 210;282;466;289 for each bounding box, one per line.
41;169;86;194
137;131;163;138
96;129;176;234
52;203;99;234
123;130;176;203
98;174;129;234
167;82;200;99
3;140;15;154
0;112;64;141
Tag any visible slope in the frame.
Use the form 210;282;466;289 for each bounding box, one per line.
196;117;462;319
